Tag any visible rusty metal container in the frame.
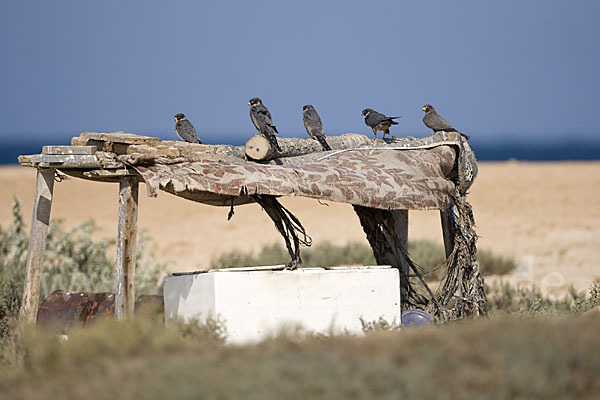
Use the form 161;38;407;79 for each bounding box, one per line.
37;290;163;332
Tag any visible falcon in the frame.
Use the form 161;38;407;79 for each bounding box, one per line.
422;104;470;140
361;108;401;141
302;105;331;151
174;113;202;144
248;97;282;152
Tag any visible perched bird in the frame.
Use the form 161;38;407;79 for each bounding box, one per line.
422;104;470;140
361;108;401;141
248;97;282;152
302;105;331;151
174;113;202;144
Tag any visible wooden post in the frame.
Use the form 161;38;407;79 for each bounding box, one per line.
440;205;455;259
20;168;55;323
392;209;410;289
115;177;139;320
392;210;408;250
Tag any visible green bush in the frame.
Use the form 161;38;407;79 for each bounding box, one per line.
0;199;166;338
487;281;600;316
211;240;516;278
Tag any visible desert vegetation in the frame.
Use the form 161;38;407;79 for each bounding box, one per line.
1;199;599;399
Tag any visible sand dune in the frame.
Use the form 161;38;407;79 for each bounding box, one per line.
1;161;599;295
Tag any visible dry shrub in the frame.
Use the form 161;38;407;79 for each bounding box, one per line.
0;199;166;339
1;314;599;399
212;240;516;278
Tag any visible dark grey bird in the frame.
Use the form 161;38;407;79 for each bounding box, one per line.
361;108;401;141
248;97;282;152
302;105;331;151
174;113;202;144
422;104;470;140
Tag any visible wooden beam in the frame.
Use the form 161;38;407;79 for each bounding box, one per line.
42;145;96;155
440;206;456;259
115;177;139;320
18;153;123;169
20;168;55;323
392;209;408;250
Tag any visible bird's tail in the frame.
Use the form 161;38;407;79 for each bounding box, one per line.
316;136;332;151
266;134;282;152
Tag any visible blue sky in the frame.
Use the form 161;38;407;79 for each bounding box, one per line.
1;0;599;146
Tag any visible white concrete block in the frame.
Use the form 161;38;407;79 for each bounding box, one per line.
163;266;400;344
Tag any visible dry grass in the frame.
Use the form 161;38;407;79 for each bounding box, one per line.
1;314;599;399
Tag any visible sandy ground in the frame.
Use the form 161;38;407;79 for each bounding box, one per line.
1;162;599;296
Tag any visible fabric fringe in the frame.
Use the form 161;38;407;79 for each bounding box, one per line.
252;195;312;270
426;188;488;320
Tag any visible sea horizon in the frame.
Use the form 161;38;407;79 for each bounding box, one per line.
2;133;599;164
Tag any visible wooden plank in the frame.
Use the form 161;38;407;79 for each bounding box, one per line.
19;153;123;169
59;168;140;184
20;168;55;323
17;155;34;167
42;145;96;155
440;206;456;259
71;136;87;146
115;177;139;320
83;169;136;179
127;144;180;158
79;131;161;145
25;154;100;168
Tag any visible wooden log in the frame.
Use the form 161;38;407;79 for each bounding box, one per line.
245;133;372;161
245;135;281;160
115;177;139;320
20;168;55;323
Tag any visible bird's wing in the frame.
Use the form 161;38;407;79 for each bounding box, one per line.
436;114;454;130
426;112;454;131
176;120;199;143
310;109;323;126
259;105;278;133
366;112;388;126
304;109;323;130
304;123;319;139
250;108;263;133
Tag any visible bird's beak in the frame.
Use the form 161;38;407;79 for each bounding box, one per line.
422;106;427;111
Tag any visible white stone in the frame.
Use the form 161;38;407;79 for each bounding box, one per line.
163;266;400;344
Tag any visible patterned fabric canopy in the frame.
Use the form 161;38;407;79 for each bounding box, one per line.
132;145;457;211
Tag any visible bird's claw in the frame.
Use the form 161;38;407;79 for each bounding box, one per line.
285;258;301;271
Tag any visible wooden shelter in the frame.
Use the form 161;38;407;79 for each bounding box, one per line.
18;131;486;323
